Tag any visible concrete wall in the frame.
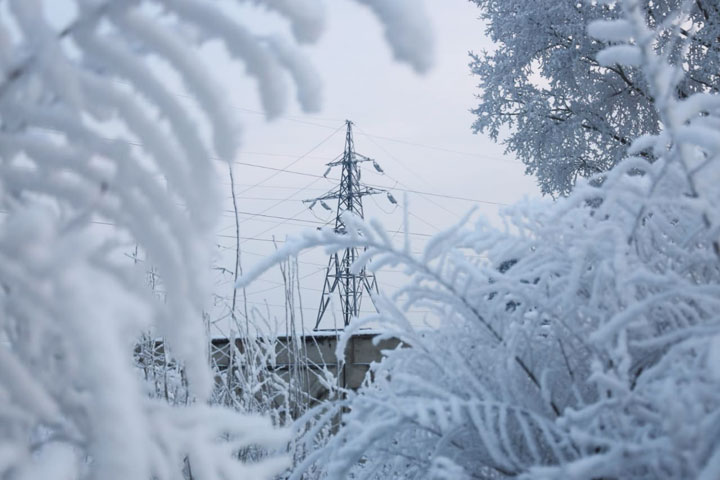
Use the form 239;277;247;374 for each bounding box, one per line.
210;332;400;405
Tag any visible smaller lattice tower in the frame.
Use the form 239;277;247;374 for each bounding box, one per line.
306;120;393;330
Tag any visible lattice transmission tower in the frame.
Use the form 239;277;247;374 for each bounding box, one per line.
305;120;395;330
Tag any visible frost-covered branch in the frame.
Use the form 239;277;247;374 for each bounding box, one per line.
0;0;435;478
240;1;720;477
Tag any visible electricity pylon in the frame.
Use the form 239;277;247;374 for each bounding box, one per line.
306;120;394;330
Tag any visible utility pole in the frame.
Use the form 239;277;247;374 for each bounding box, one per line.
306;120;394;330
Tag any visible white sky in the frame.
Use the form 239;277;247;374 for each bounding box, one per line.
42;0;542;334
197;0;541;334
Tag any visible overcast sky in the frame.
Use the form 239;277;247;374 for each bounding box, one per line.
44;0;542;333
190;0;544;334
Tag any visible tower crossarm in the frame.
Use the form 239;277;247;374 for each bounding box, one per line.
325;152;375;167
304;186;385;204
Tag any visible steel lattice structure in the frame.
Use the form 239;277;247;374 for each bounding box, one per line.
308;120;388;330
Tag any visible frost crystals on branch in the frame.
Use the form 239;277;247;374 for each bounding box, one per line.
241;1;720;477
0;0;434;479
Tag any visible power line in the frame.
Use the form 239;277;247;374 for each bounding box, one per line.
234;124;344;197
217;213;329;232
355;131;521;165
217;233;287;243
238;206;313;245
236;151;335;161
227;160;509;206
222;183;328;192
243;267;326;296
224;195;318;202
0;209;433;241
355;124;466;221
238;177;326;226
109;78;518;165
215;204;334;235
368;183;509;206
228;246;431;273
111;78;346;129
32;125;510;206
229;210;433;237
244;299;377;315
216;244;329;269
232;161;325;179
232;211;324;225
226;127;345;228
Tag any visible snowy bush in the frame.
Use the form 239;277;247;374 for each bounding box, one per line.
240;1;720;478
0;0;433;479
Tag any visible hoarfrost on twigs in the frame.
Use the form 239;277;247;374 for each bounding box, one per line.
242;1;720;477
0;0;434;479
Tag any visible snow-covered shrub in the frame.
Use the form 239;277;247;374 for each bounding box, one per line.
0;1;433;479
240;1;720;478
211;254;347;469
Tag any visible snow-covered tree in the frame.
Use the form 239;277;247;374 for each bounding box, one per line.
241;1;720;478
469;0;720;196
0;1;433;479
